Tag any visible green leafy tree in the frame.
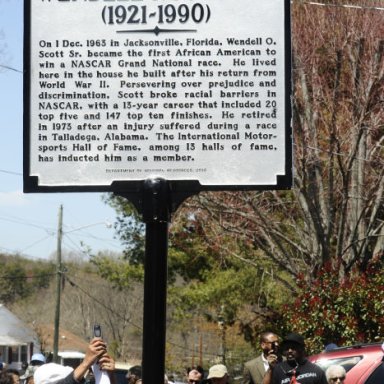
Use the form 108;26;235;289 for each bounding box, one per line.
102;194;145;265
90;252;144;288
168;213;292;345
91;195;145;287
29;262;56;290
0;262;29;303
0;257;55;304
279;260;384;354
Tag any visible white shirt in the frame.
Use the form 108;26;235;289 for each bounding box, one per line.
262;353;269;372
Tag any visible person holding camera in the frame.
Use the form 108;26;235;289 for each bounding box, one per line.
33;337;115;384
243;332;280;384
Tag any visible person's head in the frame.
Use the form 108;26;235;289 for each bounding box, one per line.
325;365;346;384
126;366;142;384
207;364;228;384
33;363;73;384
259;331;279;357
30;354;46;367
187;366;204;384
0;370;20;384
324;343;338;352
2;370;20;384
0;370;14;384
280;333;306;364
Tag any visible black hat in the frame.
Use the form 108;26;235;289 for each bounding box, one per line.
127;366;142;378
281;333;305;347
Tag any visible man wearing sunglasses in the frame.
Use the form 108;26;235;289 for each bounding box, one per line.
186;366;204;384
243;331;280;384
262;333;327;384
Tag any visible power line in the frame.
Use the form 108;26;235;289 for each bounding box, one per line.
0;64;23;73
0;215;57;256
0;209;121;256
0;215;55;232
20;234;56;254
0;272;56;280
65;275;143;331
0;169;22;176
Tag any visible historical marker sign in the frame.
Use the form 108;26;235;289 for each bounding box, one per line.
24;0;292;192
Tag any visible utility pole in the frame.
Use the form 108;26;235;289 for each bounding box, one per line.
53;204;63;363
218;305;226;365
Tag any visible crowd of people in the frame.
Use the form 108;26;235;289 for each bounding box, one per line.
243;332;344;384
0;338;115;384
0;331;347;384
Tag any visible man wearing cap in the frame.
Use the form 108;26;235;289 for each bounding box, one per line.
30;354;46;367
207;364;229;384
33;338;115;384
262;333;327;384
243;331;280;384
20;353;46;384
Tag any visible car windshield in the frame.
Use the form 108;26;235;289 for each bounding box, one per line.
315;356;362;372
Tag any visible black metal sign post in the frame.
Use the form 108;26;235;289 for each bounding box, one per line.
141;208;168;384
115;179;196;384
137;179;170;384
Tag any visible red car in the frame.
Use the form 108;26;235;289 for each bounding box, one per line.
309;343;384;384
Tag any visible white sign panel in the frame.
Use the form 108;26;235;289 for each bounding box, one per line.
25;0;291;190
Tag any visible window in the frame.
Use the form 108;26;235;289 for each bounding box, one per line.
315;357;362;373
364;363;384;384
21;345;28;363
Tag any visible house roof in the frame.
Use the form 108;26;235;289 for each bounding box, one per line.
0;304;37;346
37;324;89;353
